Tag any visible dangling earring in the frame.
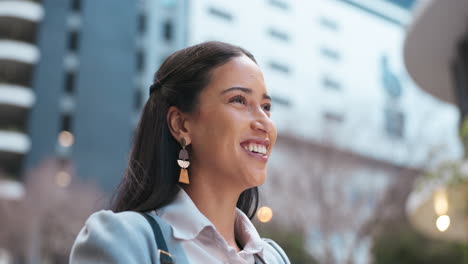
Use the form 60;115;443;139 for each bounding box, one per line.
177;138;190;184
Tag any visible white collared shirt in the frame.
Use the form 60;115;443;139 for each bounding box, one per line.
154;188;279;264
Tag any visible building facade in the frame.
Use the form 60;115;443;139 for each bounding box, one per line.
0;0;43;194
25;0;138;192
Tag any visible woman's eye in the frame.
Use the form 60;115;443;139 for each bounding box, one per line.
262;103;272;112
229;95;246;104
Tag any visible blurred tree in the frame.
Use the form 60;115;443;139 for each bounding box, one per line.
372;220;467;264
0;158;105;264
262;107;445;264
459;117;468;158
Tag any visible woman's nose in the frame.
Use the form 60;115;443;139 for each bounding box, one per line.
251;108;274;134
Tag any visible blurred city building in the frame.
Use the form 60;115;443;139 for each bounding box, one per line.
1;0;464;263
25;0;138;192
404;0;468;243
0;0;42;187
0;0;44;262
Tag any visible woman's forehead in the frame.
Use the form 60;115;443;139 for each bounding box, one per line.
208;56;266;93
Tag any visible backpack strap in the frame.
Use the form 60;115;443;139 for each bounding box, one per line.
254;254;267;264
139;212;174;264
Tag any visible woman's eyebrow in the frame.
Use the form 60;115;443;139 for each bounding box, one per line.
221;86;271;100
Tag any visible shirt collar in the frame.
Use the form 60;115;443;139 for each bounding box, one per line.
234;207;265;255
155;187;266;254
155;187;212;240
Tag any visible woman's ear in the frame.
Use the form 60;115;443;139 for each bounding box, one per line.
167;106;192;145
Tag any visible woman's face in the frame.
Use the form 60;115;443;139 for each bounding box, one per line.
187;55;277;190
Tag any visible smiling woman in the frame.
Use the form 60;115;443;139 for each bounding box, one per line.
69;41;290;264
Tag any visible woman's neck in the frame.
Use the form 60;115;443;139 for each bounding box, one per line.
181;169;243;252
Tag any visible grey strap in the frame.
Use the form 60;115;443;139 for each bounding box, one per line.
254;254;267;264
138;212;174;264
138;212;190;264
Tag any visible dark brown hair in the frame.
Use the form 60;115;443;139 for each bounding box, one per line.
111;41;259;219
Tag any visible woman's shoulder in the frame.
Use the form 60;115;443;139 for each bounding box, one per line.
80;210;147;230
74;210;154;244
70;210;158;264
261;238;291;264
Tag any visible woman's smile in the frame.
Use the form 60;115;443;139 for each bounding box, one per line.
240;138;271;163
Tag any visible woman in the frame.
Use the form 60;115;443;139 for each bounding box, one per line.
70;41;290;264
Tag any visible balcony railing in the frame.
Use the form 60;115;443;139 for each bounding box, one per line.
0;40;39;64
0;130;30;154
0;0;43;22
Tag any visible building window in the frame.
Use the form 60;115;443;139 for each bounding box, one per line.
58;158;70;167
322;76;341;90
384;108;404;138
138;13;147;33
269;61;290;74
320;47;341;61
269;0;289;10
319;17;339;31
136;49;144;71
208;7;233;21
163;21;173;41
71;0;81;12
61;114;72;132
323;111;344;123
68;31;79;51
271;95;291;107
65;71;75;94
390;0;418;10
268;28;290;42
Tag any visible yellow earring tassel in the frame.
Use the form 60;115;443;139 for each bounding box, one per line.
179;168;189;184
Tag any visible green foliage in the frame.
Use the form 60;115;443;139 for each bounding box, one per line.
417;161;465;193
372;222;467;264
256;224;318;264
459;117;468;157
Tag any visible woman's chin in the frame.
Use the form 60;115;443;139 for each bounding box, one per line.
246;172;267;188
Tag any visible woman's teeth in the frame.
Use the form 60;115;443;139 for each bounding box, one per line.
243;143;267;155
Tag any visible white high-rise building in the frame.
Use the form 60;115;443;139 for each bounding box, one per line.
185;0;461;167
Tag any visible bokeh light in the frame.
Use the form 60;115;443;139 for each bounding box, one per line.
436;215;450;232
55;171;72;188
257;206;273;223
433;188;448;215
58;131;74;147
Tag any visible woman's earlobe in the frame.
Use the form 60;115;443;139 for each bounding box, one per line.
181;138;191;146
